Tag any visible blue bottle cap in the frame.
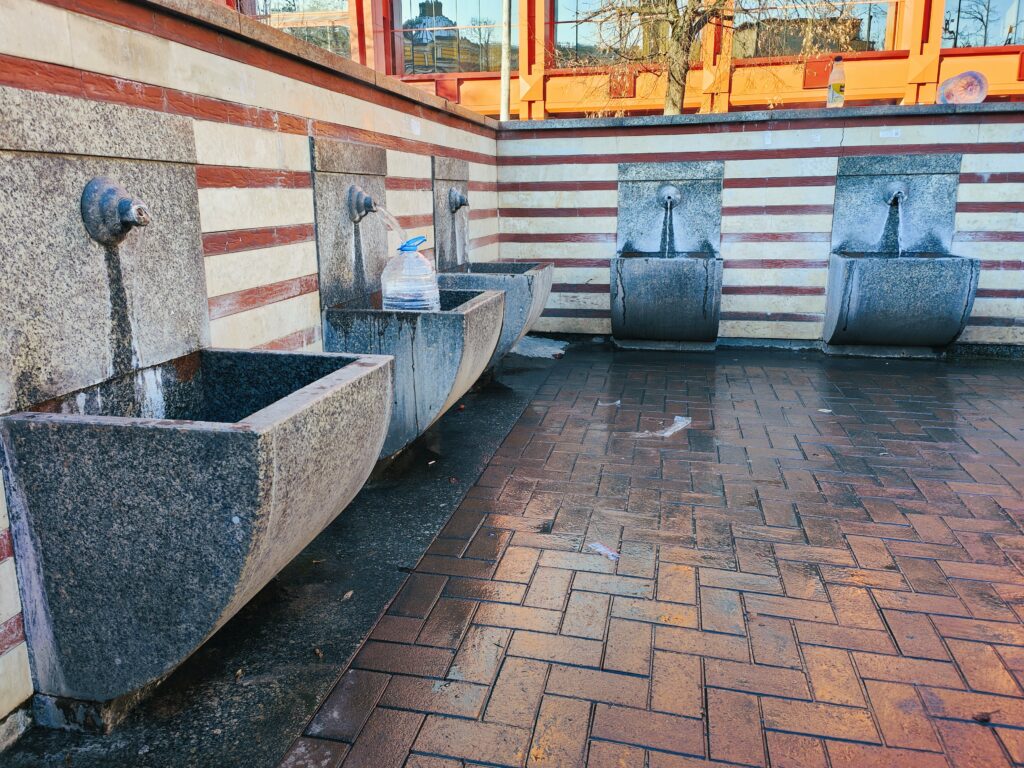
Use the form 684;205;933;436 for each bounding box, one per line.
399;235;428;251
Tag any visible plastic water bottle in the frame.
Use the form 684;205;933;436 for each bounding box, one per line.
827;56;846;108
381;235;441;312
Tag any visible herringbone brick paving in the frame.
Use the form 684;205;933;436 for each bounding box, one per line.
282;349;1024;767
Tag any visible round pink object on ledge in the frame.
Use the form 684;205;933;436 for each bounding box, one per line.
937;70;989;104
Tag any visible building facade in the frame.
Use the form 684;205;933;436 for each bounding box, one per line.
230;0;1024;117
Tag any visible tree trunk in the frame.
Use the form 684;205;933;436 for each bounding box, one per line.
664;61;689;114
663;21;693;115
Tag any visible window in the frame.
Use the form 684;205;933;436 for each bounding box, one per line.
394;0;519;73
943;0;1023;46
732;0;890;59
552;0;652;66
257;0;353;58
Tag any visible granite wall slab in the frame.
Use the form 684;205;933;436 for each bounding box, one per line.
311;138;389;309
0;87;205;415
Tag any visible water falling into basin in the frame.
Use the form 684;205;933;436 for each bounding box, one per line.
373;206;407;243
660;199;675;257
656;184;681;257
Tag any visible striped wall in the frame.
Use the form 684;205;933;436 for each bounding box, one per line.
0;0;498;733
495;120;1024;342
0;472;31;747
1;0;1023;743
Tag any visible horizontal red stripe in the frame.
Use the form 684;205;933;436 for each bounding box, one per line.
469;181;499;192
196;166;311;189
501;258;611;268
541;308;610;318
722;286;825;295
723;259;829;269
0;53;309;135
968;316;1024;327
386;177;432;191
499;114;1024;142
254;326;322;351
722;311;823;322
496;178;836;195
499;143;1024;167
396;213;433;228
36;0;494;140
980;260;1024;270
469;233;501;249
202;223;315;256
721;233;830;243
552;283;610;293
314;120;493;166
498;181;617;192
724;176;835;188
500;207;616;218
0;529;12;563
208;274;318;320
501;233;615;243
954;231;1024;242
956;202;1024;213
960;172;1024;184
469;208;498;220
977;288;1024;298
722;205;833;216
0;613;26;658
0;54;494;170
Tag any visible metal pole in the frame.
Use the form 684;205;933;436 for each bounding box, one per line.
499;0;512;120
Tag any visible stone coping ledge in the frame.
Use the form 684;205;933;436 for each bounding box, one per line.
499;101;1024;131
48;1;1024;136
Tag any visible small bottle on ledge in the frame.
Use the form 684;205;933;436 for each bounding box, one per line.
827;56;846;108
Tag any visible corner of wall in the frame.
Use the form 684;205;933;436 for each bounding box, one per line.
0;471;33;750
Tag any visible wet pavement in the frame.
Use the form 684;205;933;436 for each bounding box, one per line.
2;352;556;768
280;345;1024;768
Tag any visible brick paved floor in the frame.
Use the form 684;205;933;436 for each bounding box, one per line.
281;348;1024;767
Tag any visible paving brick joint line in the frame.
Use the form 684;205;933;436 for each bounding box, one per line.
281;349;1024;768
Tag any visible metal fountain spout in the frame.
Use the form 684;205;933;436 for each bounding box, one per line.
657;184;682;211
885;184;908;255
348;184;377;223
886;186;907;208
448;187;469;213
81;177;152;246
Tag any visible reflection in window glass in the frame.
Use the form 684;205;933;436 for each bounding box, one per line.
395;0;518;72
552;0;663;67
257;0;352;57
732;1;889;59
943;0;1022;45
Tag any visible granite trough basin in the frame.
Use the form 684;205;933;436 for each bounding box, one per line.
437;262;553;367
0;348;392;730
822;251;980;351
611;253;723;346
323;289;503;458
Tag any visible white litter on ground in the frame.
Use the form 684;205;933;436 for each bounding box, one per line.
818;408;833;413
511;335;569;358
588;542;620;561
598;400;621;407
633;415;692;438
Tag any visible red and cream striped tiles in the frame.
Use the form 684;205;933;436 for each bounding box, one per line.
496;129;1024;340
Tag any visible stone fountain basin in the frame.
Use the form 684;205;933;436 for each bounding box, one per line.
323;288;504;458
611;252;723;345
0;348;392;728
823;251;980;350
437;262;553;367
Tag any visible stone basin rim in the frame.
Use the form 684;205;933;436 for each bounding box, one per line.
2;349;394;434
616;251;721;259
326;288;500;316
832;250;977;260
